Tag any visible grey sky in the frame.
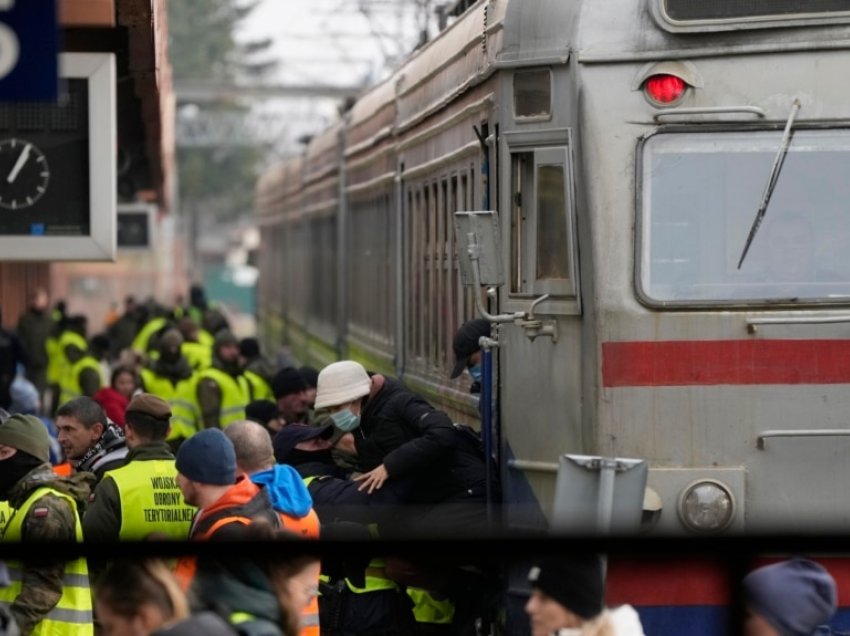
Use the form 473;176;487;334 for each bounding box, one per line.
235;1;431;156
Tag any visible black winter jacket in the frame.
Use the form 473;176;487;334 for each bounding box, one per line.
355;378;485;503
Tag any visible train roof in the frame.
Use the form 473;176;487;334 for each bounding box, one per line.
257;0;850;205
303;122;342;185
256;154;304;216
347;75;396;156
394;0;503;133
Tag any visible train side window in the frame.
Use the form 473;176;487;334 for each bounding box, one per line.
510;147;577;299
514;69;552;119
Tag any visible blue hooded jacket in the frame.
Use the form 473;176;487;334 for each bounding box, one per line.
250;464;314;518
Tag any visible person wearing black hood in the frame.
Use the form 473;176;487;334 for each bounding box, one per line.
449;319;491;395
56;396;128;482
196;331;251;430
0;413;95;635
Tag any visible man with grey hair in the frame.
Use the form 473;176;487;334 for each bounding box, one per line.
224;419;276;475
56;396;127;482
224;420;319;538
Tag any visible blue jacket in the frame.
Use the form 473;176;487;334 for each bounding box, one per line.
250;464;313;518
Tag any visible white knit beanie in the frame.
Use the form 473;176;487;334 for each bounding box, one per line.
314;361;372;409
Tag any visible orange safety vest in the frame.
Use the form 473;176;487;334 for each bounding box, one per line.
174;516;253;591
277;509;320;636
300;595;320;636
52;462;73;477
279;509;320;539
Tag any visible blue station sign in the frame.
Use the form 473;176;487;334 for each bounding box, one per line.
0;0;59;101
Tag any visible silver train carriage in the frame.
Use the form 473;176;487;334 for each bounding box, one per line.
256;0;850;534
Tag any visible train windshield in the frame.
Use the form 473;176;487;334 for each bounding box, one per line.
639;130;850;305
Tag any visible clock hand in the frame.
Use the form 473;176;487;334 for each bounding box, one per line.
6;144;31;184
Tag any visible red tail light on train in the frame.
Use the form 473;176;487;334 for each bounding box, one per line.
644;74;687;105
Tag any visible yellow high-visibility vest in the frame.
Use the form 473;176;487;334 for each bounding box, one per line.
0;502;13;535
197;368;251;428
181;341;211;371
245;370;273;401
59;356;104;406
56;331;88;393
407;587;456;624
169;376;201;442
344;558;398;594
46;335;62;385
131;317;168;354
0;487;93;635
104;459;196;540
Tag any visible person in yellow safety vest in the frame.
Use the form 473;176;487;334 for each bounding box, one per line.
318;555;418;636
140;329;200;446
131;314;170;358
83;394;196;542
196;331;251;430
0;414;95;635
224;419;320;636
58;328;106;406
177;317;212;372
239;338;274;402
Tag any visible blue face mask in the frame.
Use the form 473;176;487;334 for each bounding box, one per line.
468;364;482;382
331;408;361;432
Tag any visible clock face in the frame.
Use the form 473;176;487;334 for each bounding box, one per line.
0;138;50;210
0;79;91;236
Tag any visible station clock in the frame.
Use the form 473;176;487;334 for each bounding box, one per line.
0;78;90;235
0;53;116;261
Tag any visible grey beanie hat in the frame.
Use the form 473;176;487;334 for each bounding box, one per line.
0;414;50;463
743;559;837;636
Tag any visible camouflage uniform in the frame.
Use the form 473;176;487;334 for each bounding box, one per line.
2;465;94;634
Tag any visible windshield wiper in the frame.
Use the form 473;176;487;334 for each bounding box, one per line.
736;99;801;270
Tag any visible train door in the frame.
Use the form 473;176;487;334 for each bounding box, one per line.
497;126;583;530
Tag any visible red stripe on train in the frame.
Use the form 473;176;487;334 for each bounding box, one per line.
602;340;850;387
606;558;850;606
607;559;732;606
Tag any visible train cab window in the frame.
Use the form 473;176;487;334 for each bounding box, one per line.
638;130;850;306
513;69;552;119
511;147;577;300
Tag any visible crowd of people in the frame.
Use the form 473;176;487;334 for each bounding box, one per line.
0;287;843;636
0;286;503;635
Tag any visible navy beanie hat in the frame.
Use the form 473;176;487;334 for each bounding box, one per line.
743;559;837;636
176;428;236;485
528;554;605;620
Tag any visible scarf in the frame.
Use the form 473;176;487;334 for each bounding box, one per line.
75;420;126;471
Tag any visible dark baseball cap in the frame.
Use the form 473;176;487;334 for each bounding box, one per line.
450;319;491;379
273;424;335;464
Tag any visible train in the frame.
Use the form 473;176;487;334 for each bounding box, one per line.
256;0;850;572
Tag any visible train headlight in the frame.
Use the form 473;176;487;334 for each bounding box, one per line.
678;479;735;533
